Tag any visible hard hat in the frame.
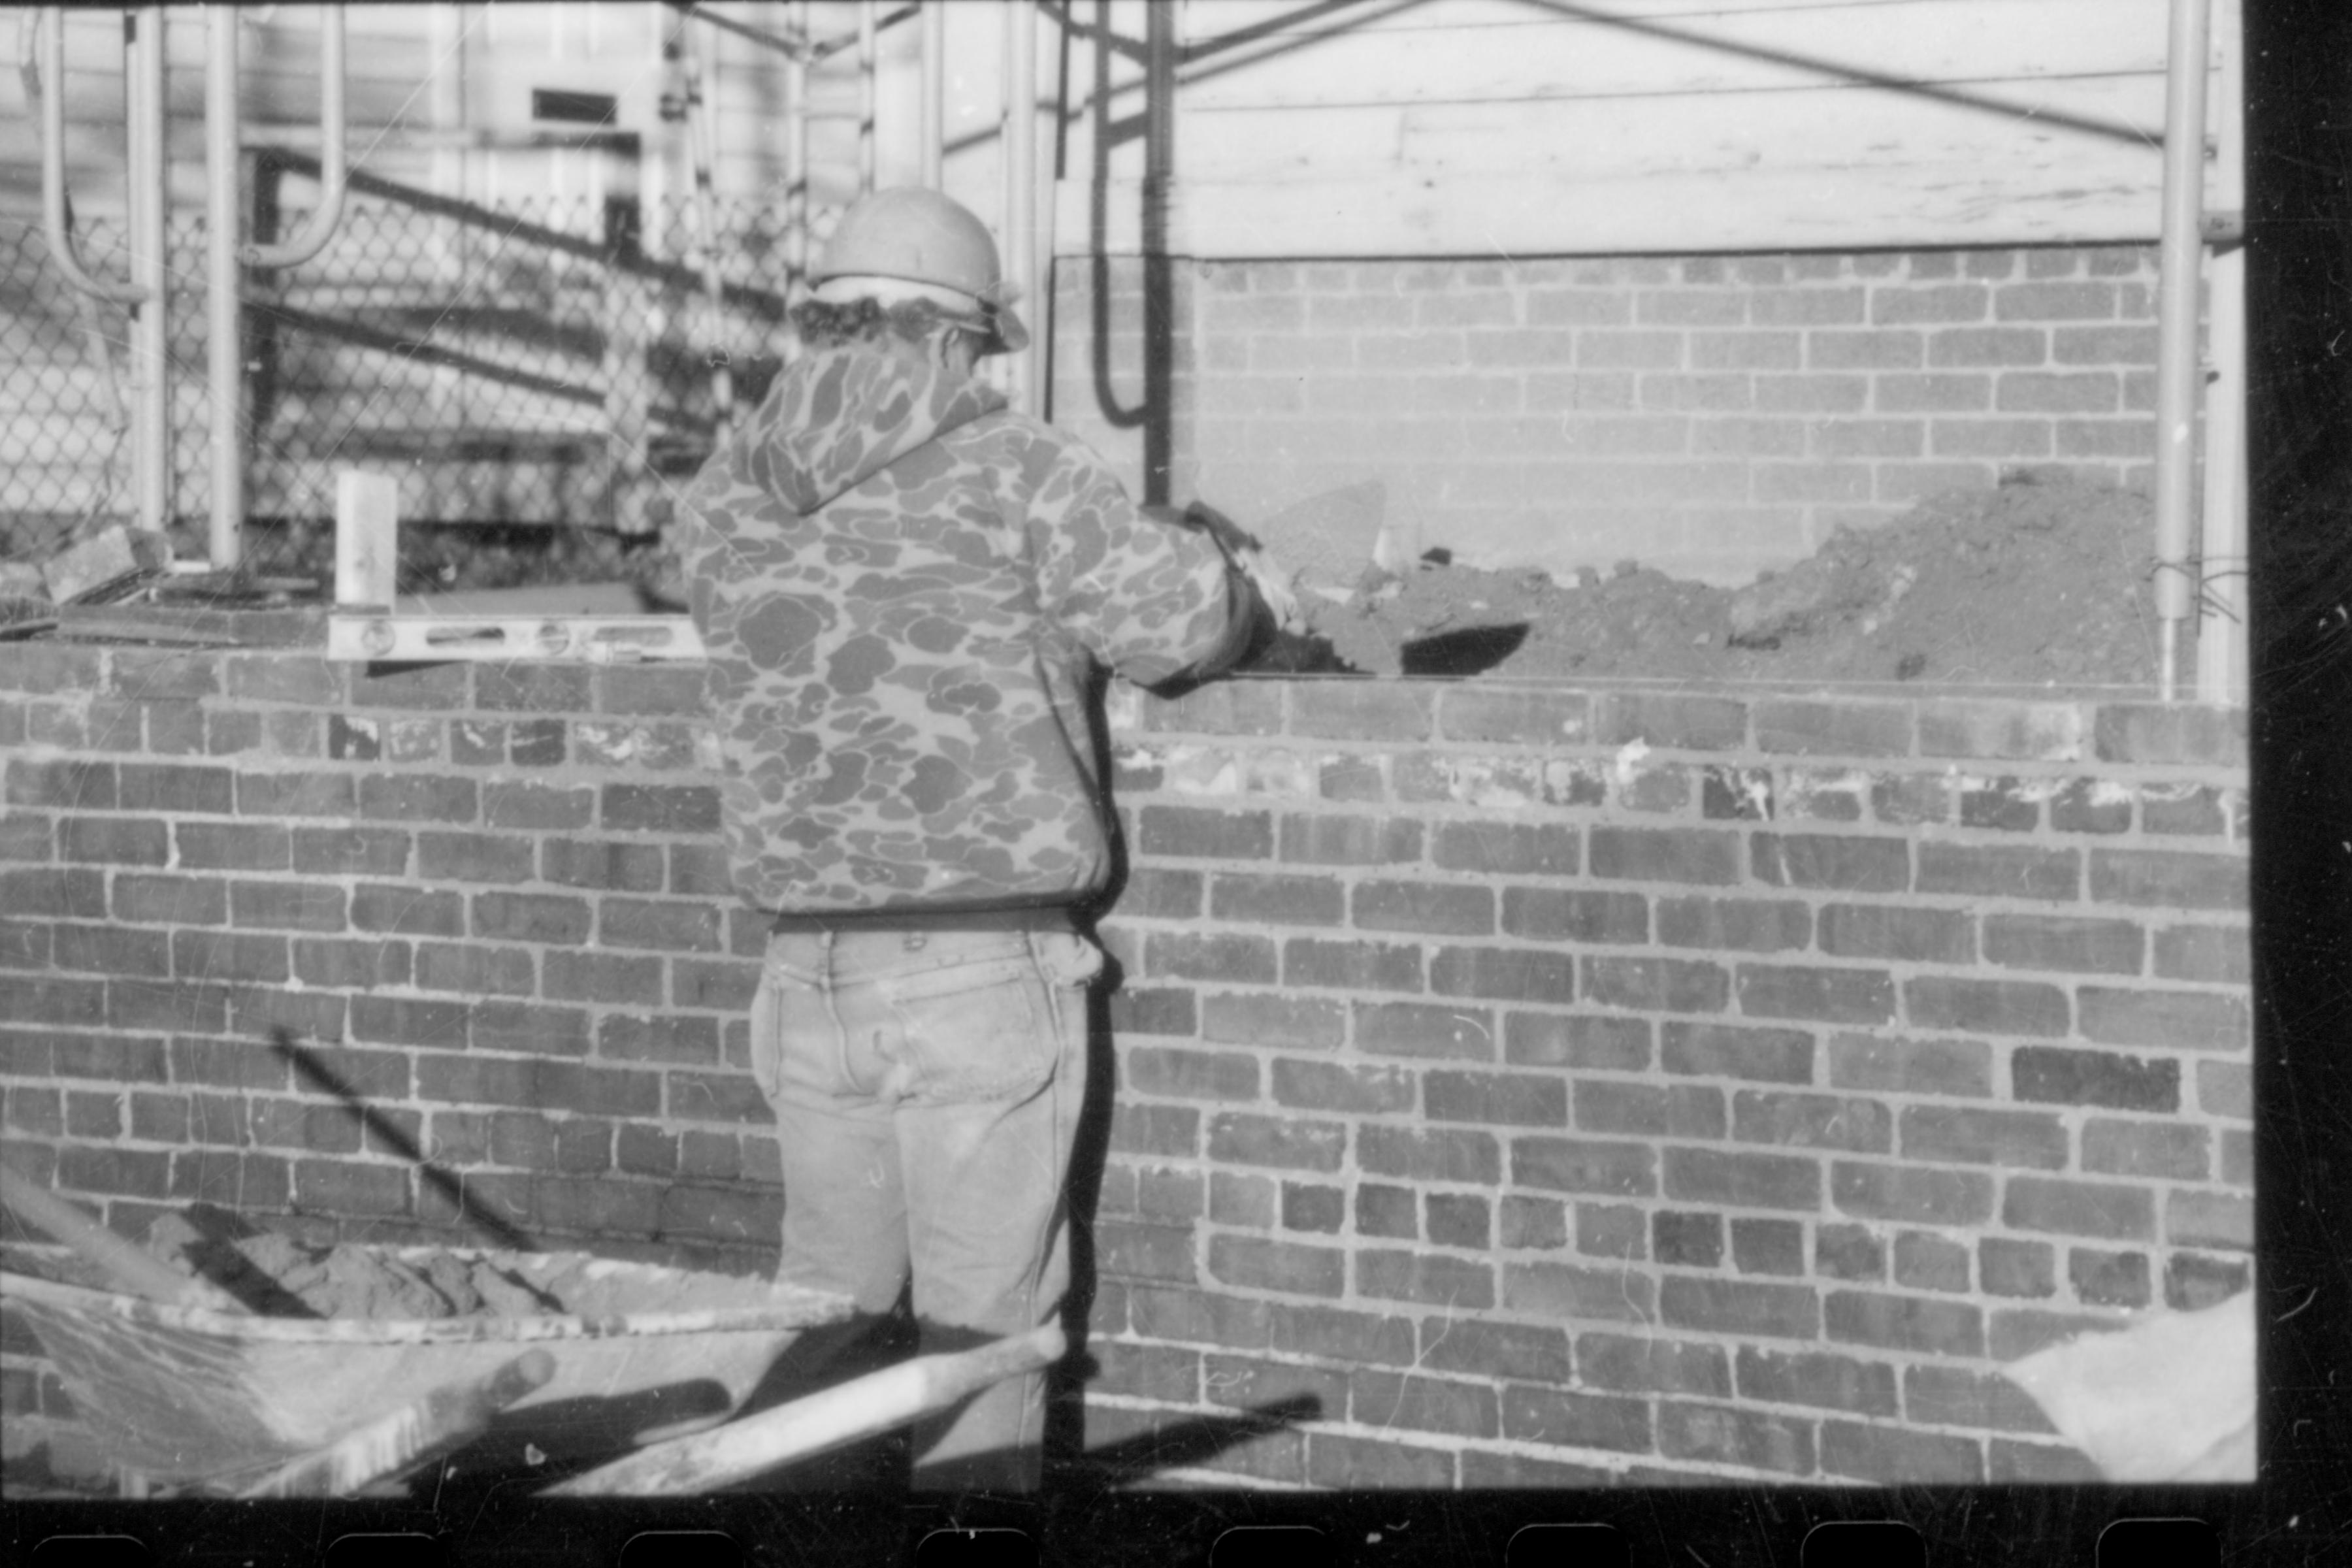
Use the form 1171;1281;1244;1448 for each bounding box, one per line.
813;187;1028;353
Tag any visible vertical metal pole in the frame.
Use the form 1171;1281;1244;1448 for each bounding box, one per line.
858;1;877;197
1004;1;1038;414
2195;0;2247;706
787;1;809;299
919;1;944;188
1140;0;1175;506
681;17;735;426
127;6;172;537
206;7;244;568
2153;0;2212;700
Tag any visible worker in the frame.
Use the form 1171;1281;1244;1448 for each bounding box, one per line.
671;186;1299;1491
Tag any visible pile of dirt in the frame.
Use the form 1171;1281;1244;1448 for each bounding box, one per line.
144;1207;561;1320
1269;478;2181;687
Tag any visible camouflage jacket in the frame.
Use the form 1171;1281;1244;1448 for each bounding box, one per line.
675;342;1248;915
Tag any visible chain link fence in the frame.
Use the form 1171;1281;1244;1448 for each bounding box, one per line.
3;158;817;592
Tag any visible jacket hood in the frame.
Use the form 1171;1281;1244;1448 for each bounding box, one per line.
737;342;1008;517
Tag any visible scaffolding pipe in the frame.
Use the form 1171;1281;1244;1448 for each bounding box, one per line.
1004;0;1039;415
205;7;244;567
2153;0;2212;700
858;1;877;195
242;8;346;270
676;15;735;427
36;10;147;306
127;5;171;536
788;1;809;297
2195;0;2246;706
919;1;943;187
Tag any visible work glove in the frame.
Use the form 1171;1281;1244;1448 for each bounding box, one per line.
1170;502;1308;636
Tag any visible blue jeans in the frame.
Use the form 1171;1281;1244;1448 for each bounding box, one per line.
748;921;1102;1490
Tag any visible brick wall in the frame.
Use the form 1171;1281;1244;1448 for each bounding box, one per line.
1053;244;2174;587
1082;678;2249;1488
0;642;2249;1489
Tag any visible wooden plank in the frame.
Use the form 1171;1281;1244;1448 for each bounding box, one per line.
1061;152;2176;258
1178;0;2180;110
1174;76;2181;188
1179;0;2082;36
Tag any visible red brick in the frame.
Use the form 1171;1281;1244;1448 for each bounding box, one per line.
292;826;412;877
1106;987;1197;1037
1731;1090;1893;1153
1917;841;2080;900
1207;1111;1344;1172
108;649;221;700
1355;1248;1495;1309
1903;975;2069;1036
1656;1400;1816;1475
356;774;478;824
1656;896;1807;952
2165;1190;2250;1250
1510;1135;1656;1197
596;783;720;835
407;831;536;886
5;757;117;808
1514;887;1653;949
56;1144;172;1200
1987;1439;2103;1482
1436;688;1591;744
598;899;723;953
2012;1044;2180;1111
1825;1288;1984;1356
1661;1145;1821;1210
1735;964;1896;1025
1207;1233;1341;1297
1432;945;1576;1004
1286;938;1423;992
1278;813;1424;865
236;770;356;817
1595;692;1748;749
1899;1105;2069;1169
2078;983;2249;1053
2092;704;2245;766
413;942;535;997
1208;872;1343;926
173;821;293;872
1815;904;1972;965
478;781;591;832
1979;1236;2057;1298
2003;1175;2155;1241
1352;1000;1492;1058
2067;1245;2151;1307
1497;1384;1651;1453
1;866;105;919
1130;1045;1260;1102
51;922;169;978
351;996;468;1048
1735;1346;1899;1416
2089;848;2246;910
1818;1418;1984;1482
665;1070;768;1122
227;880;347;932
1588;826;1741;885
1424;1068;1566;1126
60;817;168;866
1352;1127;1495;1190
1832;1160;1995;1224
1661;1022;1814;1083
1354;879;1494;936
1108;1102;1198;1158
1416;1317;1567;1383
1432;821;1580;879
1507;1012;1649;1071
1569;1331;1726;1396
2164;1251;2252;1310
1499;1193;1567;1249
1575;1081;1724;1139
1582;954;1731;1013
170;928;289;984
1499;1260;1655;1324
1200;992;1343;1050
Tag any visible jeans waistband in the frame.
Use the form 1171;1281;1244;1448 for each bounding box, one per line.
767;905;1077;938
